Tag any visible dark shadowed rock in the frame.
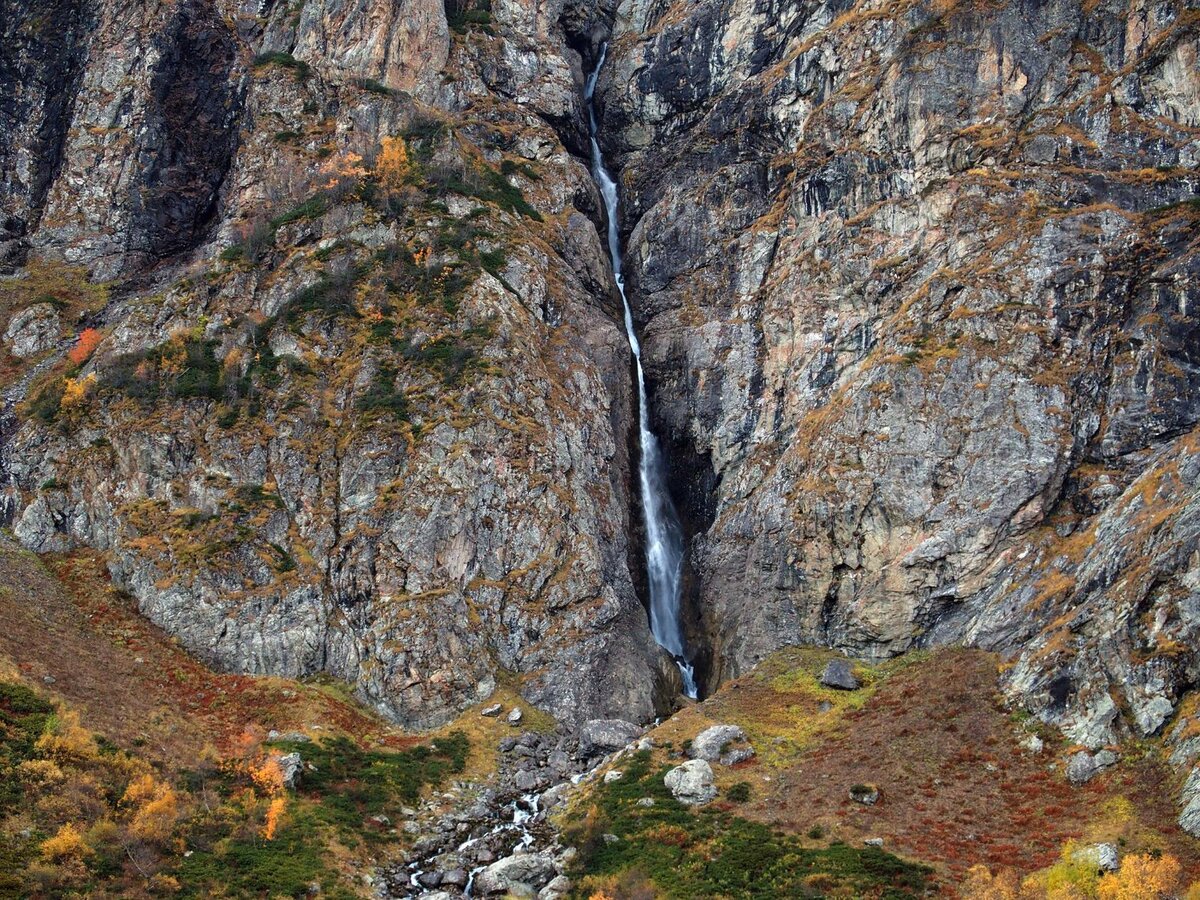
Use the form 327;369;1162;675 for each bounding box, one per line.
579;719;641;758
820;659;860;691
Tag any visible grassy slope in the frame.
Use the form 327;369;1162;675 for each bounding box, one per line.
0;541;549;897
566;647;1200;897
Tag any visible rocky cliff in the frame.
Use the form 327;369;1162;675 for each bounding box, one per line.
0;0;675;729
596;0;1200;747
1;0;1199;757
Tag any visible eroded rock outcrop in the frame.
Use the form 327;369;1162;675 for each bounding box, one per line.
0;0;671;729
595;0;1200;744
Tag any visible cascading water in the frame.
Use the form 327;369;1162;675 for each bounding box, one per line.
585;45;698;699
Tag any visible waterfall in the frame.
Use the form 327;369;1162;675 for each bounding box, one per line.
585;45;698;699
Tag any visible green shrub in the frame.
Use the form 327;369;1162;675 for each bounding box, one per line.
252;51;311;81
357;365;409;421
566;751;931;899
270;196;328;229
726;781;751;803
28;378;65;423
355;78;394;96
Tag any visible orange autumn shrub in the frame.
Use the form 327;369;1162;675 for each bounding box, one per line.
68;328;101;366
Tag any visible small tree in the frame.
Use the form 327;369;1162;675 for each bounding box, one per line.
68;328;102;366
1097;853;1182;900
375;136;412;192
40;823;88;862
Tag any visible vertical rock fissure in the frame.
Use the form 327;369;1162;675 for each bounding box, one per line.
584;45;699;699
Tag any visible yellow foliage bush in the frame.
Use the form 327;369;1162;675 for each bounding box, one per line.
35;709;97;761
123;774;180;844
40;822;88;861
16;758;65;787
963;864;1022;899
251;757;286;796
59;373;96;412
121;772;159;806
263;794;287;840
1096;853;1181;900
375;136;412;192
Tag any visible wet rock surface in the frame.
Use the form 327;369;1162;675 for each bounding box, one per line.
385;727;630;897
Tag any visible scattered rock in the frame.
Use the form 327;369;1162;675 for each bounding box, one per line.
1022;734;1044;754
4;303;60;358
540;782;572;810
602;833;620;844
849;783;880;805
603;770;624;783
274;752;303;790
664;759;717;806
41;675;55;684
1072;843;1119;873
636;797;655;807
441;869;468;888
691;724;755;766
481;703;503;717
579;719;641;757
416;870;443;888
820;658;860;690
864;837;884;847
1066;749;1118;785
507;708;523;726
474;852;557;896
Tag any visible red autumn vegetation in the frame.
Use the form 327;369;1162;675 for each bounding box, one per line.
67;328;102;366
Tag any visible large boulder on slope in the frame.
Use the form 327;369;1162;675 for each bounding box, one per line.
579;719;641;758
664;759;717;806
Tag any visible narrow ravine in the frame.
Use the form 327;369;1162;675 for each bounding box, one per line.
584;46;698;699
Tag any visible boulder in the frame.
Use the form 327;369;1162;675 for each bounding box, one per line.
1072;843;1119;873
540;782;573;809
1066;749;1118;785
481;703;503;717
691;724;751;764
1180;767;1200;836
849;783;880;805
273;752;303;790
441;869;468;888
579;719;641;757
664;759;717;805
820;658;859;690
507;708;523;726
474;852;557;896
4;303;60;358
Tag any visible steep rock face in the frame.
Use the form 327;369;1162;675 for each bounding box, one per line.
599;0;1199;743
0;0;91;267
0;0;673;728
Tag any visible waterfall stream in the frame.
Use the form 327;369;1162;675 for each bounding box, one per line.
585;46;698;699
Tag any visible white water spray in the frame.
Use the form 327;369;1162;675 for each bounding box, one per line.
585;45;698;699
